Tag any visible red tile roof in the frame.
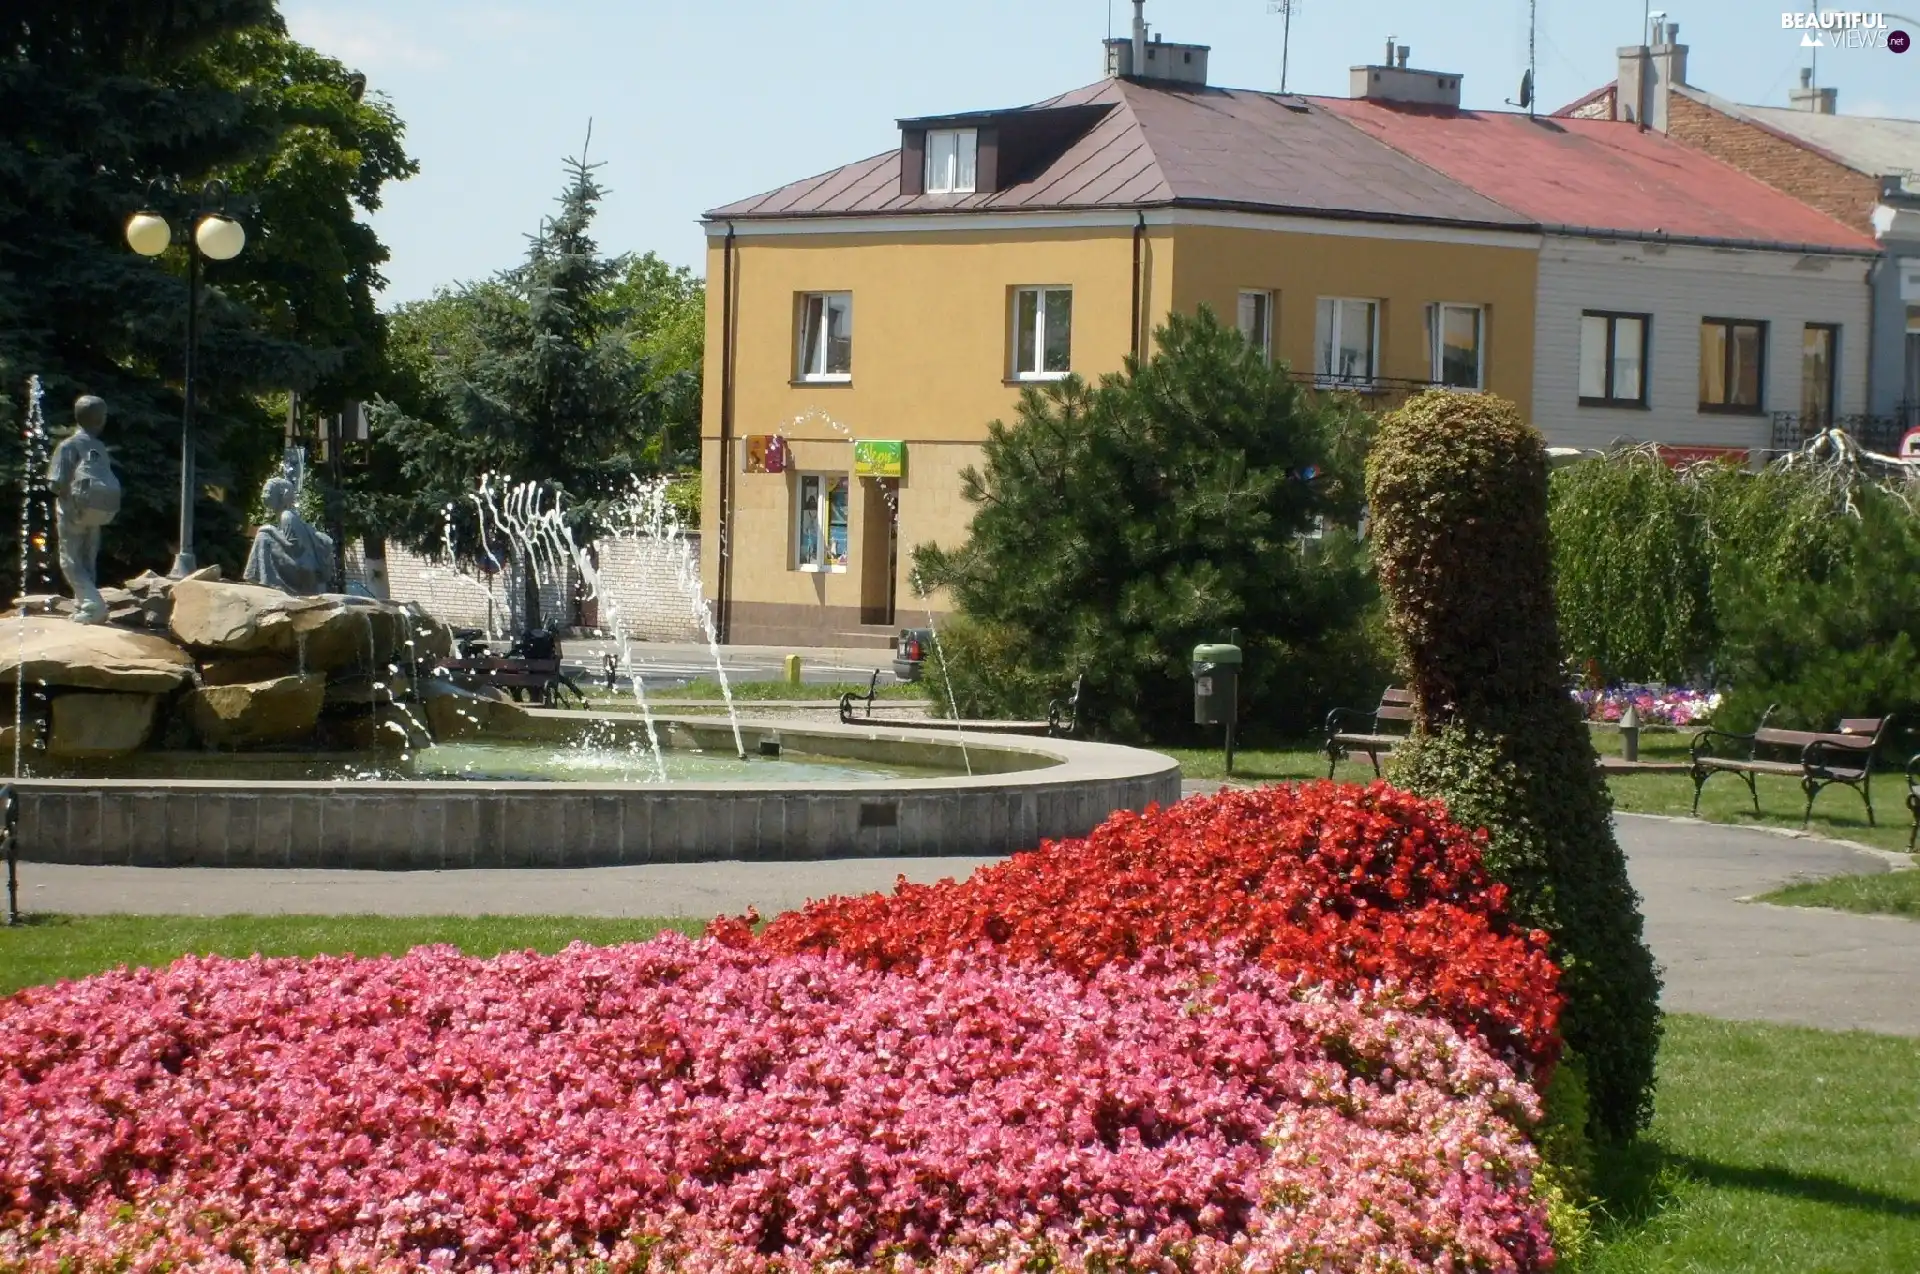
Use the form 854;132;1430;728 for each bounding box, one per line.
708;79;1528;231
1319;97;1876;251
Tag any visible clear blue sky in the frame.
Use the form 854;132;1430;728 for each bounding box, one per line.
283;0;1920;305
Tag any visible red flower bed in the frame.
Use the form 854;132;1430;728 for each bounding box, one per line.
732;782;1562;1075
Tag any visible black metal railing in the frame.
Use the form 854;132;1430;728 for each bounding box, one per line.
1289;372;1446;408
1769;409;1917;455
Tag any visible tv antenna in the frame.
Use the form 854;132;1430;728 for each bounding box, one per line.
1506;0;1538;115
1267;0;1302;94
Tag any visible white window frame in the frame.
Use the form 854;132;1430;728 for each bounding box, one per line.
792;472;850;573
1012;286;1073;380
1238;290;1275;362
925;129;979;195
1428;302;1486;390
1314;297;1380;388
796;292;853;383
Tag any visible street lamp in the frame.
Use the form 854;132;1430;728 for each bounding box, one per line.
125;178;247;578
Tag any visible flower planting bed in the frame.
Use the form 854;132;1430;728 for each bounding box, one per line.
1574;685;1719;728
2;783;1563;1272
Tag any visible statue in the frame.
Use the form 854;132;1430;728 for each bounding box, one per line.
47;395;121;625
243;475;335;595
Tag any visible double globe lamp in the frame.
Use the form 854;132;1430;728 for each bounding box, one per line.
124;190;246;577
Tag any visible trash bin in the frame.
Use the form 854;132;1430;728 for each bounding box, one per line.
1192;643;1242;726
894;628;932;683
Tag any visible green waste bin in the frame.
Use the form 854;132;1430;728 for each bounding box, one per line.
1191;643;1242;727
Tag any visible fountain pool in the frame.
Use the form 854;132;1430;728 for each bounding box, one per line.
11;712;1179;870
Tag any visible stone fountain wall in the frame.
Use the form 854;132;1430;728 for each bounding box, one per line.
2;570;513;760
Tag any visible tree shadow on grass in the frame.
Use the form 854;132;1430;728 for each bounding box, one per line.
1591;1136;1920;1237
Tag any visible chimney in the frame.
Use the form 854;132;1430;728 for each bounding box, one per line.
1350;39;1462;107
1615;43;1650;125
1790;66;1839;113
1132;0;1147;84
1103;2;1210;85
1647;20;1687;130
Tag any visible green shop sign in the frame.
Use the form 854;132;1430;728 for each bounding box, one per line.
853;439;905;478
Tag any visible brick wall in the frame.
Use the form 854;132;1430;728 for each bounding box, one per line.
1665;93;1882;235
347;539;705;642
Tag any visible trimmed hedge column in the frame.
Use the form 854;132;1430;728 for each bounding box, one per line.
1366;391;1661;1139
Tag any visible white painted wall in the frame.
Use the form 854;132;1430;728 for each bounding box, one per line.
1531;236;1874;455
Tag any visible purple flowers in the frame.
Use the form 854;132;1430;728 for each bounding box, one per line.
1575;684;1720;727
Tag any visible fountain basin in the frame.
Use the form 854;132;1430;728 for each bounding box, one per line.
12;712;1180;869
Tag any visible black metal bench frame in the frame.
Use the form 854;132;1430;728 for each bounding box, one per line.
1690;706;1892;827
1905;753;1920;851
838;671;882;725
1046;676;1084;738
442;655;587;708
1324;687;1416;779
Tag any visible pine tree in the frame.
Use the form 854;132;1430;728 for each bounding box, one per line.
376;145;660;624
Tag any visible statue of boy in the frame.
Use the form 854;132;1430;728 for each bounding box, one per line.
47;394;121;624
243;474;335;595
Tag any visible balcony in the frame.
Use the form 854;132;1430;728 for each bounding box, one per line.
1769;408;1918;456
1288;372;1444;410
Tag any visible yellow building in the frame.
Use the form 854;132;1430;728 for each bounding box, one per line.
700;39;1541;647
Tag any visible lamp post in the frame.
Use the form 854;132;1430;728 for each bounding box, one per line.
125;179;247;578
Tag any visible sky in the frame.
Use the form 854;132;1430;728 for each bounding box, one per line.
282;0;1920;306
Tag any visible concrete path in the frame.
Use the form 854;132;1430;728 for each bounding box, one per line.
13;812;1919;1035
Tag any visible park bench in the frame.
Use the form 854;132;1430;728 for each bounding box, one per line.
1324;687;1415;779
441;629;586;708
839;672;1085;738
1689;708;1893;827
1906;754;1920;850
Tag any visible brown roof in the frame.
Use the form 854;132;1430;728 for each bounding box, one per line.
706;79;1531;231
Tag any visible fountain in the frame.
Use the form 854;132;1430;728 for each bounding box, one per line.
1;384;1180;871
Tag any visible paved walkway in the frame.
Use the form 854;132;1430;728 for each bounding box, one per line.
14;813;1919;1036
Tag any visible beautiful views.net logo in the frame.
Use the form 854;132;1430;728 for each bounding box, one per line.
1781;10;1911;51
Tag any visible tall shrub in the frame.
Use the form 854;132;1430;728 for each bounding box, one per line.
1367;391;1660;1140
1549;449;1714;684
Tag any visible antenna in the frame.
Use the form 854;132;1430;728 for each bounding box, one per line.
1506;0;1537;115
1267;0;1302;94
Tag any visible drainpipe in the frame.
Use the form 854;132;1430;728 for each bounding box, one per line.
717;222;737;644
1131;213;1147;360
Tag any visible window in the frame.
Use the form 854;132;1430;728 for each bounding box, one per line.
1578;311;1649;406
925;129;978;195
794;473;850;572
797;293;852;381
1237;290;1274;361
1427;303;1485;389
1700;318;1767;412
1013;286;1072;379
1802;324;1838;425
1314;298;1378;386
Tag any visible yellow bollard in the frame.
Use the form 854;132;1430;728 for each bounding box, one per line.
784;653;803;686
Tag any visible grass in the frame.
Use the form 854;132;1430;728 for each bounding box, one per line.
1582;1015;1920;1272
1756;869;1920;920
3;922;1916;1269
0;913;703;998
1164;728;1920;857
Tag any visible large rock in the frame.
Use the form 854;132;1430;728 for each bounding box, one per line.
186;673;326;748
49;692;159;758
201;654;301;687
0;617;195;693
169;581;414;673
420;677;528;741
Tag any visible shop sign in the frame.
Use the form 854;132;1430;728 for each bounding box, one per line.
853;439;905;478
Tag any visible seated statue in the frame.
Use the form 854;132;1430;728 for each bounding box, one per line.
244;476;335;595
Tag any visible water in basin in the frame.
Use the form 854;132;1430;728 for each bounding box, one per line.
33;739;965;785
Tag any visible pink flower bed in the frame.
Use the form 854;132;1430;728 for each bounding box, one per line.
0;937;1551;1272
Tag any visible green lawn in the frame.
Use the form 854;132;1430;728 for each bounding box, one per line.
0;913;703;998
2;919;1916;1270
1582;1015;1920;1272
1165;730;1920;858
1756;870;1920;921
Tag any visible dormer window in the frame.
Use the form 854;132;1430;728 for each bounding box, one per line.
925;129;978;195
